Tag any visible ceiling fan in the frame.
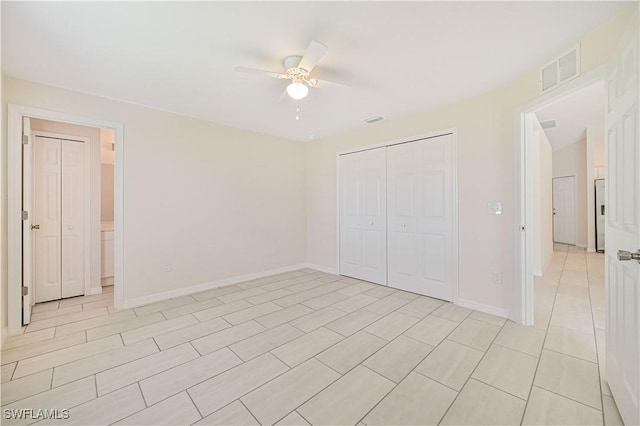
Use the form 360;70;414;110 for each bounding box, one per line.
234;40;348;101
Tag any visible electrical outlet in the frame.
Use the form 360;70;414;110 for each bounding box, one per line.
492;271;503;285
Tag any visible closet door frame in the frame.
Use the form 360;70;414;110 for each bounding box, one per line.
336;128;459;303
32;131;92;301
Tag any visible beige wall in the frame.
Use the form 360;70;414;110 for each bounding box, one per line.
553;138;588;247
30;118;103;294
101;164;114;222
3;77;307;305
307;9;630;316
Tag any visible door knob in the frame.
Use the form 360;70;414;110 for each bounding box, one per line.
30;224;40;230
617;249;640;263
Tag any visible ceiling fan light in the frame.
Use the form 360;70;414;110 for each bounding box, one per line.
287;82;309;100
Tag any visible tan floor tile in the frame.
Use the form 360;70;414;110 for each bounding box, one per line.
363;372;457;425
363;285;398;299
301;292;350;310
440;378;526;425
218;287;267;303
40;384;146;425
115;391;201;425
188;353;288;416
2;328;56;351
272;327;344;367
133;295;197;317
316;331;386;374
140;347;242;405
153;317;231;350
121;314;198;345
30;305;82;322
551;309;595;334
534;349;602;409
364;335;433;383
242;359;340;425
290;306;348;333
403;315;459;346
534;309;552;330
1;331;86;365
194;401;259;425
192;285;243;302
363;295;411;315
522;386;602;425
448;318;501;351
13;335;122;379
415;339;483;390
396;297;443;319
325;309;383;337
472;344;538;399
0;369;52;405
190;320;266;355
52;339;158;387
31;301;60;314
298;365;395;426
469;310;507;326
544;325;597;362
25;308;109;332
431;303;472;323
86;312;165;341
1;363;16;383
254;304;314;328
494;321;546;356
160;297;222;319
364;311;419;341
336;282;377;297
223;302;283;325
229;323;303;361
276;411;310;425
54;310;136;337
193;299;253;322
96;343;199;395
2;377;96;426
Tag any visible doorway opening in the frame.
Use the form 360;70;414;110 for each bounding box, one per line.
7;105;123;335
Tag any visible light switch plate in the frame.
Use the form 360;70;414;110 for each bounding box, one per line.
488;202;503;215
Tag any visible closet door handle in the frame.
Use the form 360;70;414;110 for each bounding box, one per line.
31;224;40;230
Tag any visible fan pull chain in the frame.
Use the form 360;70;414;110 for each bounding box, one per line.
296;104;300;121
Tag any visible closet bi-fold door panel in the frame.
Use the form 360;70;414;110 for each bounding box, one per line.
387;134;454;301
61;139;85;298
339;147;387;285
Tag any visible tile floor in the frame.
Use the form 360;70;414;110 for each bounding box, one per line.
0;246;626;425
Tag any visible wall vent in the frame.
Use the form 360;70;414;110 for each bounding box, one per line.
540;44;581;93
364;115;385;124
539;119;556;129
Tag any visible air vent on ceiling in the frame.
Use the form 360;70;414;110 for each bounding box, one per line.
539;119;556;129
364;115;385;124
540;44;581;93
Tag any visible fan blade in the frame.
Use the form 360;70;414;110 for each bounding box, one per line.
310;77;351;89
234;66;287;79
298;40;328;72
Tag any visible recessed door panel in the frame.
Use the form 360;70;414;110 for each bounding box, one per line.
422;171;446;218
420;234;446;282
339;148;387;285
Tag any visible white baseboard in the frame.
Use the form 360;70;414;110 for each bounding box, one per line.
102;277;114;286
532;269;543;277
587;247;596;253
457;298;510;320
305;263;339;275
87;287;103;296
119;263;307;310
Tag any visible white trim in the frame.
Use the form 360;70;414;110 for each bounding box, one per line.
335;128;459;304
306;263;339;275
516;66;606;326
1;326;8;350
31;130;92;301
7;104;124;336
457;298;511;319
118;264;307;310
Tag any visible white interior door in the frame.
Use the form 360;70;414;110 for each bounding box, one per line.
339;148;387;285
552;176;576;245
387;134;455;301
22;117;33;324
61;139;85;298
604;6;640;425
34;136;62;303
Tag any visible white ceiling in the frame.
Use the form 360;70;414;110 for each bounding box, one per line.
535;81;604;151
1;2;629;142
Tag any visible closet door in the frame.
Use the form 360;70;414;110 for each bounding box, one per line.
61;140;85;298
387;134;455;301
34;137;62;303
339;148;387;285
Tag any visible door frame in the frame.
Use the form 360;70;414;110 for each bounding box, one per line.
335;128;459;305
7;105;125;335
31;130;91;303
516;66;606;325
551;174;578;245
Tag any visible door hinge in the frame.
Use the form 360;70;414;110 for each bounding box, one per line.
22;211;29;221
22;135;29;145
22;286;28;296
